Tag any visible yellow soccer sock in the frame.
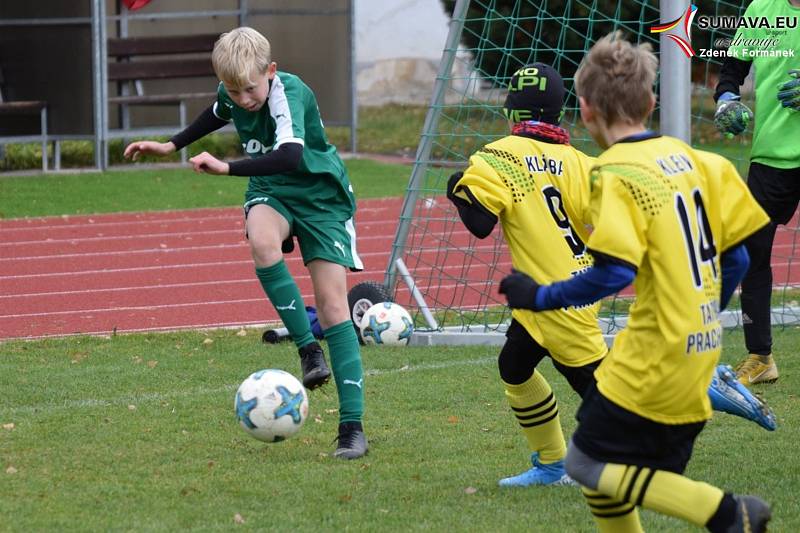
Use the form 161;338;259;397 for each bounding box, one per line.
597;463;724;526
503;369;566;463
581;487;643;533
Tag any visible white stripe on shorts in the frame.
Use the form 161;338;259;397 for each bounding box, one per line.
345;217;364;270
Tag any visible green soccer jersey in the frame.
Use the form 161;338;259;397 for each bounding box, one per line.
213;72;356;221
728;0;800;168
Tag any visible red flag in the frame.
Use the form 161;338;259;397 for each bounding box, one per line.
122;0;153;10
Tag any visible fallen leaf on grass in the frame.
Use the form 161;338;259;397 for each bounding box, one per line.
2;423;14;430
447;415;459;424
233;513;245;524
236;329;247;337
6;466;18;474
202;338;214;345
464;486;478;494
147;360;158;369
128;405;137;411
339;494;352;503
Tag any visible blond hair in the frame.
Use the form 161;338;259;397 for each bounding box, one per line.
574;31;658;125
212;27;272;88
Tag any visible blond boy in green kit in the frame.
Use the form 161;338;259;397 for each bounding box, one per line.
124;27;367;459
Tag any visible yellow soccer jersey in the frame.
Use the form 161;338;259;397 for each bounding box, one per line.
588;135;769;424
456;135;607;367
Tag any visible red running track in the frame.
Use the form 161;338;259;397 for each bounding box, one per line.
1;200;798;340
0;199;411;340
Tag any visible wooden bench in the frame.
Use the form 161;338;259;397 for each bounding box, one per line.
0;67;49;171
106;33;220;154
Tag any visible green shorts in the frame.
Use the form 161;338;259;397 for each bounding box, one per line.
243;194;363;271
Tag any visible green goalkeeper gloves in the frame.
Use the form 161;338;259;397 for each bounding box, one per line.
714;91;752;138
777;69;800;111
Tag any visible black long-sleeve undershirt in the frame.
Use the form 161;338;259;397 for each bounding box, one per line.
169;106;228;150
714;56;753;102
227;142;303;177
169;104;304;177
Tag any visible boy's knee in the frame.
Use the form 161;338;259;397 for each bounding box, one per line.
249;241;283;268
565;440;604;489
316;298;349;328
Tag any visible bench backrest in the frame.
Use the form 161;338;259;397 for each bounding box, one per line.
107;33;219;82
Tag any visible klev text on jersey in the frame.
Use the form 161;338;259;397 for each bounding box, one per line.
656;153;694;176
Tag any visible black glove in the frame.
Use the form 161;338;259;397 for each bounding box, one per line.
498;269;541;311
446;171;464;202
777;69;800;111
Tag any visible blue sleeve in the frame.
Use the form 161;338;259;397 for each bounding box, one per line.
720;244;750;310
534;262;636;311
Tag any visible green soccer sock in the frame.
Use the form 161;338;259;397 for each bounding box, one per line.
255;260;315;349
324;321;365;424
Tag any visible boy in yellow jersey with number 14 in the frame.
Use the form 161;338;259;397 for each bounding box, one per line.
449;62;776;489
498;34;772;531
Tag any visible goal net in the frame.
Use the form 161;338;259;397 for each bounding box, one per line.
385;0;800;340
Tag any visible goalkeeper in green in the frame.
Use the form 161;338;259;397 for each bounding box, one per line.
713;0;800;386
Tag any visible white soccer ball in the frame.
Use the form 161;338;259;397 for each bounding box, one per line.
359;302;414;346
234;369;309;442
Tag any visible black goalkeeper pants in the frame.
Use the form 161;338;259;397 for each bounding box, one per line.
741;162;800;355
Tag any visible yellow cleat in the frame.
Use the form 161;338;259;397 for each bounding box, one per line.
735;354;779;385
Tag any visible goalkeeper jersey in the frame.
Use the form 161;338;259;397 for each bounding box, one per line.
456;135;607;367
588;134;769;424
727;0;800;168
213;72;355;222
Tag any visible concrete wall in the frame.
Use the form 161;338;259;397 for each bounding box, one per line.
354;0;454;106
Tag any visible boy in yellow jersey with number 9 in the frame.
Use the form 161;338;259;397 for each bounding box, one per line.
449;62;775;489
498;33;772;531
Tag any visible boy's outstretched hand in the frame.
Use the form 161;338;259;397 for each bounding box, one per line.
189;152;230;175
123;140;175;160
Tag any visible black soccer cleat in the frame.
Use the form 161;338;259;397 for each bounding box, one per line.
298;342;331;390
728;495;771;533
333;421;368;459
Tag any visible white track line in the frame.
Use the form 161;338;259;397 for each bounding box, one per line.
0;228;241;247
0;298;270;318
0;243;245;262
0;204;403;233
0;278;261;299
0;213;242;232
0;221;403;246
0;355;495;415
0;230;465;262
0;278;499;319
0;260;250;280
0;267;506;303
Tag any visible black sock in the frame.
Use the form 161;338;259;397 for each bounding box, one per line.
706;493;737;532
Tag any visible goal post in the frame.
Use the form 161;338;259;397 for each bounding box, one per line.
380;0;800;343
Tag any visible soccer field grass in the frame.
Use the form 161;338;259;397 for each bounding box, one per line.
0;158;410;219
1;327;798;532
